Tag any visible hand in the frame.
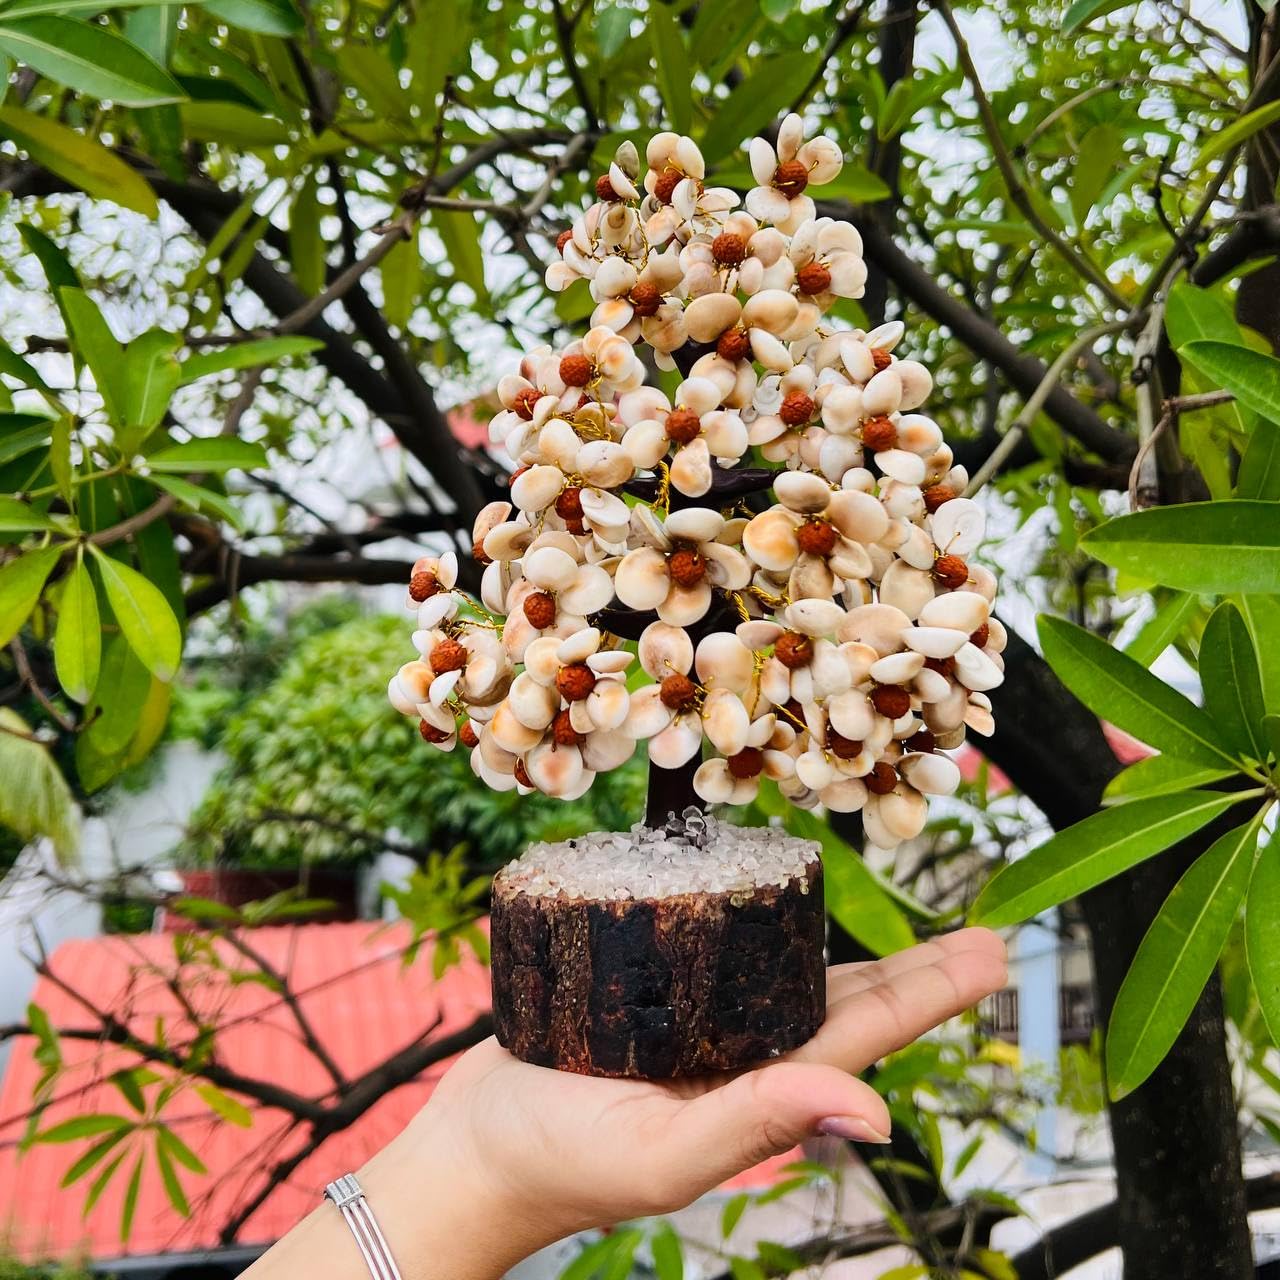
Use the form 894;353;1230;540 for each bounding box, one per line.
361;927;1007;1280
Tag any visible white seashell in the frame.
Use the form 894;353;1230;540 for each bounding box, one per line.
896;523;938;571
796;749;835;790
742;289;800;336
827;488;889;543
639;621;694;678
508;672;559;730
557;627;601;665
702;688;750;755
828;689;876;740
869;650;925;683
903;626;968;659
985;617;1008;654
790;553;836;601
538;418;581;471
899;751;961;796
878;560;937;620
669;437;713;497
583;729;636;772
749;328;793;372
703;542;752;591
785;597;846;636
560;564;614;616
954;642;1004;692
897;413;943;455
657;580;712;626
820;384;864;434
774;469;832;513
396;660;435;703
586;679;630;730
429;668;462;706
587;649;634;675
615;547;671;610
970;563;998;603
417;594;457;630
811;638;853;698
747;713;777;748
484;520;534;562
580;487;630;528
965;699;996;737
922;681;968;733
525;741;583;797
737;619;785;650
666;506;723;543
931;497;985;556
523;545;579;591
895;361;933;410
913;667;952;703
490;699;544;753
510;464;564;513
743;508;799;571
878;784;928;841
694;758;736;804
685;292;743;343
819;433;863;482
918;590;989;633
839;603;912;654
695;631;755;693
823;777;869;813
577;440;634;488
388;674;417;716
594;254;638;298
861;368;902;416
865;321;905;351
676;376;721;416
648;717;703;768
760;655;792;705
624;684;675;738
839;640;878;684
875;448;927;486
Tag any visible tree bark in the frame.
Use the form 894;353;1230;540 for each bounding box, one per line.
985;627;1252;1280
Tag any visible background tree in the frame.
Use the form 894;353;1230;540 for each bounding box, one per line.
0;0;1277;1276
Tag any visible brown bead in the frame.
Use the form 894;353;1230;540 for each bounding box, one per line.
717;328;751;362
595;175;619;201
861;415;897;452
773;159;809;197
904;729;936;754
668;547;706;587
564;517;587;536
458;720;480;748
555;486;585;521
514;759;533;789
512;387;541;420
796;261;832;295
472;538;492;566
827;729;863;760
559;353;593;387
552;708;584;747
775;631;813;669
796;518;836;556
653;166;682;204
924;656;957;678
665;407;702;444
712;232;747;265
430;638;467;674
408;570;438;602
419;719;451;744
556;662;596;702
779;392;815;427
781;697;807;727
923;483;957;514
629;281;662;316
660;672;697;710
727;747;764;779
970;623;990;649
866;761;898;795
523;591;557;629
871;684;911;719
556;228;573;255
933;554;969;589
870;347;892;372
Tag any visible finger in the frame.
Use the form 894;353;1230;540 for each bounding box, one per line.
657;1062;891;1199
827;928;1006;1003
796;940;1007;1073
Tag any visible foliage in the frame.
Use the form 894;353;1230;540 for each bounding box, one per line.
185;613;645;868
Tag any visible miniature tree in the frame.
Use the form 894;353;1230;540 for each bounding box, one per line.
388;117;1002;1077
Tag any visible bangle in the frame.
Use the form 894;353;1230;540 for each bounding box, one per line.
324;1173;404;1280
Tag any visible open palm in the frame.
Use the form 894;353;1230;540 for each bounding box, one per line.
420;928;1007;1236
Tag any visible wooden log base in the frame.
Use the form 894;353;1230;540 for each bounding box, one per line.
491;837;826;1079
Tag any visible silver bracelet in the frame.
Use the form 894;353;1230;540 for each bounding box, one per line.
324;1173;404;1280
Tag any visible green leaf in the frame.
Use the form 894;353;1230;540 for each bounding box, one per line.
1107;809;1266;1098
0;106;159;216
1062;0;1132;32
1195;99;1280;169
194;1083;253;1128
1238;418;1280;500
289;171;324;296
0;706;79;862
152;1124;207;1175
0;16;184;105
54;556;100;704
650;1222;683;1280
203;0;302;34
111;1069;146;1114
0;414;53;466
1247;841;1280;1048
154;1137;190;1216
1165;283;1242;348
0;544;59;647
59;287;128;424
0;495;54;531
433;212;487;302
971;790;1242;926
90;549;182;681
1103;754;1235;804
149;474;244;529
597;3;633;58
721;1191;750;1238
648;2;691;134
179;101;290;146
0;337;51;392
122;328;181;438
178;335;323;384
699;51;818;163
50;415;71;507
83;1148;127;1216
34;1113;129;1143
1235;594;1280;712
119;1150;144;1241
1080;501;1280;596
60;1129;129;1188
1200;602;1268;762
1070;123;1122;223
1180;342;1280;424
1038;615;1237;767
1124;591;1198;667
381;234;421;329
145;437;267;473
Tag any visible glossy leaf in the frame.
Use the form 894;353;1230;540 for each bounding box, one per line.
1038;616;1237;767
203;0;302;34
54;556;100;704
648;2;691;134
0;107;159;216
90;549;182;681
149;474;244;529
0;708;79;859
0;544;59;647
1102;754;1235;804
289;171;324;296
0;16;184;105
1062;0;1132;32
1238;418;1280;500
195;1083;253;1128
60;1130;129;1188
1165;282;1242;348
1080;502;1280;596
32;1113;128;1143
1247;839;1280;1048
1107;810;1266;1098
154;1139;190;1216
146;437;267;473
381;234;421;329
1194;100;1280;168
179;335;323;384
699;51;818;162
650;1223;684;1280
1199;602;1268;761
122;328;182;438
971;790;1241;926
120;1151;144;1241
0;337;51;393
1123;590;1198;667
59;287;128;423
0;495;53;531
433;212;487;302
1179;342;1280;424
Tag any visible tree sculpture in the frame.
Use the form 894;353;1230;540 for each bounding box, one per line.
387;117;1003;1077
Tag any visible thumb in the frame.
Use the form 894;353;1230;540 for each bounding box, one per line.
661;1062;891;1200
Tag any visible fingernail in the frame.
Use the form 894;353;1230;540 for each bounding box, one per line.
817;1116;891;1144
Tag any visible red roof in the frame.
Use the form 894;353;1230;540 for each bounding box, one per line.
955;723;1150;792
0;921;792;1264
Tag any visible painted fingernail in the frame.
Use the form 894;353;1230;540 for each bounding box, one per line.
817;1116;892;1144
